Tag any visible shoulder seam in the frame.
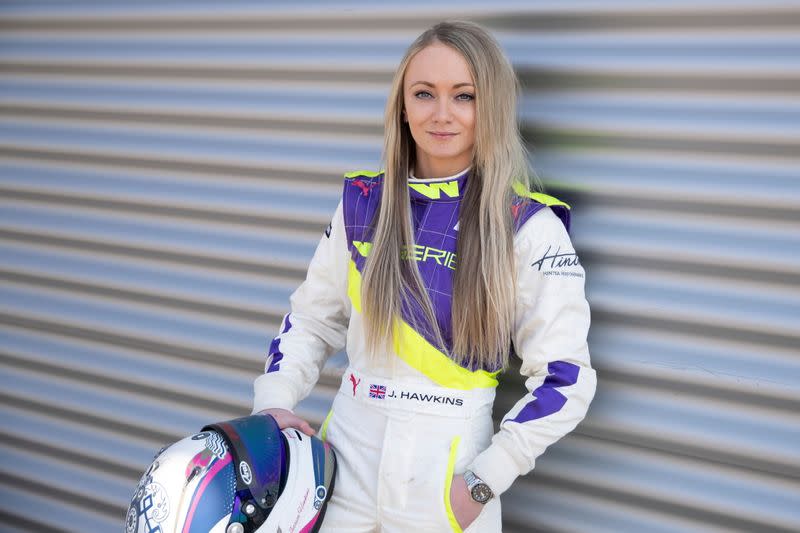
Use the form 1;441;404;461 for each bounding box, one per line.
512;181;571;209
344;169;384;179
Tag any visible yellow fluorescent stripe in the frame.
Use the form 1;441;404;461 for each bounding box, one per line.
344;169;384;179
347;260;499;390
444;436;463;533
320;409;333;442
347;260;363;313
512;181;571;209
352;240;373;257
393;318;499;389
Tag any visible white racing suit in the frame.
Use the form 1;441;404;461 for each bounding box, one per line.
252;167;597;532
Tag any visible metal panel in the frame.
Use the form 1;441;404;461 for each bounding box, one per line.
1;2;798;531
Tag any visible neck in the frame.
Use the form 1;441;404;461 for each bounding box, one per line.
409;164;470;182
413;149;473;179
412;161;471;181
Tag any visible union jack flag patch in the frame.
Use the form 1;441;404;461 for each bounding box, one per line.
369;384;386;399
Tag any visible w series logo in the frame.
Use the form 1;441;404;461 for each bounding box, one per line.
408;180;460;199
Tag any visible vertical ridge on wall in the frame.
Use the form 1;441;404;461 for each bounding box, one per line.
1;2;798;531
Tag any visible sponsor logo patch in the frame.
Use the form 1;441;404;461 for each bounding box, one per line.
239;461;253;485
314;484;327;510
349;373;361;396
408;180;460;199
354;240;457;269
531;245;583;278
351;179;378;197
369;384;386;399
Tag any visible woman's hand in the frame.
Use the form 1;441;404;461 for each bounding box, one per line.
449;474;484;530
257;408;315;436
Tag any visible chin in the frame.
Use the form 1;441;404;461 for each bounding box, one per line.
423;148;466;160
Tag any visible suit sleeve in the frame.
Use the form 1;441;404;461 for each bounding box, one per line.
251;199;351;414
466;206;597;496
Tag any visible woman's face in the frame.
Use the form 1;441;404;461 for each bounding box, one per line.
403;42;476;178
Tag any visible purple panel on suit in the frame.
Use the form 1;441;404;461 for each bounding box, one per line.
343;170;465;361
507;360;580;424
513;197;570;233
266;314;292;373
340;169;568;374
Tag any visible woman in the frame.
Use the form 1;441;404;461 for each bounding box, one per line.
252;20;597;532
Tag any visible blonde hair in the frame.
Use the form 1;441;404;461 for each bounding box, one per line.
361;20;541;371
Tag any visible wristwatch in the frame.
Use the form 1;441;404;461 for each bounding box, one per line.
463;470;493;504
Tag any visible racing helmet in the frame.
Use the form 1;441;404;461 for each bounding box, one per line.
126;413;336;533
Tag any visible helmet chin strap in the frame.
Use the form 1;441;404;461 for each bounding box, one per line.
202;414;286;532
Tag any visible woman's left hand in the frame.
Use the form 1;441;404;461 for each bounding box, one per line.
449;474;484;530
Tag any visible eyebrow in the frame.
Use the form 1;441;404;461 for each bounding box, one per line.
411;81;474;89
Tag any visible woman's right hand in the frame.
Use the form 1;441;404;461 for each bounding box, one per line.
257;408;316;436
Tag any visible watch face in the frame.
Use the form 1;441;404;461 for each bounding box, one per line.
471;483;492;504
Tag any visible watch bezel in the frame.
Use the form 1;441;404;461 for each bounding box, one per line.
469;483;492;504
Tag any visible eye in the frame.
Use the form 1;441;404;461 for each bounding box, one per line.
456;93;474;101
414;90;433;99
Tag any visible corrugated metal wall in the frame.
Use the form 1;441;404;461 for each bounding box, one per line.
1;2;799;532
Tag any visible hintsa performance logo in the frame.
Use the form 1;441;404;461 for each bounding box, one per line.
531;245;583;278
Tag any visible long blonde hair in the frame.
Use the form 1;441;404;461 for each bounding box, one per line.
362;20;541;371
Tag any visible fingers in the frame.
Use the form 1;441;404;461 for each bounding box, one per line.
299;420;315;436
285;412;315;436
283;413;315;436
258;408;316;436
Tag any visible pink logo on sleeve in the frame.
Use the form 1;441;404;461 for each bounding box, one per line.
349;373;361;396
352;179;378;197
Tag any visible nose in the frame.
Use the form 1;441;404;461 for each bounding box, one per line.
433;96;453;123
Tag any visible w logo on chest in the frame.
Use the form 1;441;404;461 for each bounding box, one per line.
408;180;460;199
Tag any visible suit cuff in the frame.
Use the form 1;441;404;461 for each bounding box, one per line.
466;442;522;497
251;374;297;414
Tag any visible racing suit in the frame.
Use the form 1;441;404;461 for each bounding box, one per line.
251;166;597;532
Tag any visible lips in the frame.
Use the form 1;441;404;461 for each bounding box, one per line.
428;131;457;139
